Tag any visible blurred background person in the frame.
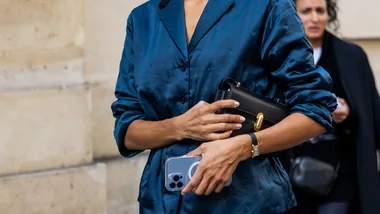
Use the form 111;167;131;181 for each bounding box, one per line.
285;0;380;214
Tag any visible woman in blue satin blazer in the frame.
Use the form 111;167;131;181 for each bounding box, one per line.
111;0;337;213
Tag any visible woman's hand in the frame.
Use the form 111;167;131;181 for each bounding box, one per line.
174;100;245;141
333;97;350;123
181;134;251;196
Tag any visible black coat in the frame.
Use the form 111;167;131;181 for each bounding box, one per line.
283;32;380;214
331;33;380;214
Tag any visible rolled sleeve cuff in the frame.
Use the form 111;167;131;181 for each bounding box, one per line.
291;103;334;131
114;113;146;158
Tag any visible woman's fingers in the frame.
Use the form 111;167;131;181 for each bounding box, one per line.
206;130;233;141
208;100;240;113
182;140;238;196
181;161;205;195
205;123;242;133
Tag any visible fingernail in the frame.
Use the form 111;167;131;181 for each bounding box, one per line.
181;192;185;195
234;101;240;106
236;124;242;129
240;116;245;122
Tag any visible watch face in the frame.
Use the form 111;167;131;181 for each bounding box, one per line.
251;144;260;159
254;145;260;157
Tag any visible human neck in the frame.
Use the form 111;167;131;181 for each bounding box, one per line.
310;38;323;49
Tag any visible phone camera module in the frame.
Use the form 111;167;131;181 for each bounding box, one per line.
169;182;176;189
177;182;183;188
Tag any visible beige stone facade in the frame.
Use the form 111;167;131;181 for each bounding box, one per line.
0;0;379;213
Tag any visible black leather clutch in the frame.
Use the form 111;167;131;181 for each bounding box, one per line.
214;77;289;136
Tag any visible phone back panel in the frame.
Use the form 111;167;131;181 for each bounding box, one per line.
165;156;202;191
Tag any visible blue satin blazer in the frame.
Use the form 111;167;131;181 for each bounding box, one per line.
111;0;337;213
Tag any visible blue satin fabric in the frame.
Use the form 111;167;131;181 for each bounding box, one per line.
111;0;337;213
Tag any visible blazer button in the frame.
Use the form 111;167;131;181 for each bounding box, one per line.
178;64;187;71
179;97;186;104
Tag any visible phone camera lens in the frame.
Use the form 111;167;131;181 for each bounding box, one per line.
177;182;183;188
173;175;180;182
170;182;176;189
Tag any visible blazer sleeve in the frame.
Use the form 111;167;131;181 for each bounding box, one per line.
261;0;337;130
111;14;146;158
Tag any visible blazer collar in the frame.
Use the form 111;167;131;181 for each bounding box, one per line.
158;0;187;57
159;0;235;55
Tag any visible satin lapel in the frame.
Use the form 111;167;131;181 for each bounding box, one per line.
159;0;188;57
188;0;235;53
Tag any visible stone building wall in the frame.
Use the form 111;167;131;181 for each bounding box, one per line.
0;0;378;213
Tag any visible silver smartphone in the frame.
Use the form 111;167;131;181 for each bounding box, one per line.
165;155;232;191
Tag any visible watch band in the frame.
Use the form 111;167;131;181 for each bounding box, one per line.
248;133;260;158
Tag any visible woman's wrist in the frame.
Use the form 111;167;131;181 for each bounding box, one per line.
237;134;255;161
169;116;187;141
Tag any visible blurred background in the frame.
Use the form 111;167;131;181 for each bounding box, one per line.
0;0;378;214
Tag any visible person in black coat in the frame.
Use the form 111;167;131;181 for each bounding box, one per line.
285;0;380;214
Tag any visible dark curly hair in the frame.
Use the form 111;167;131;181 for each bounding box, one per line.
294;0;340;32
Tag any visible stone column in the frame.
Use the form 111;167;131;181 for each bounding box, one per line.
0;1;106;213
